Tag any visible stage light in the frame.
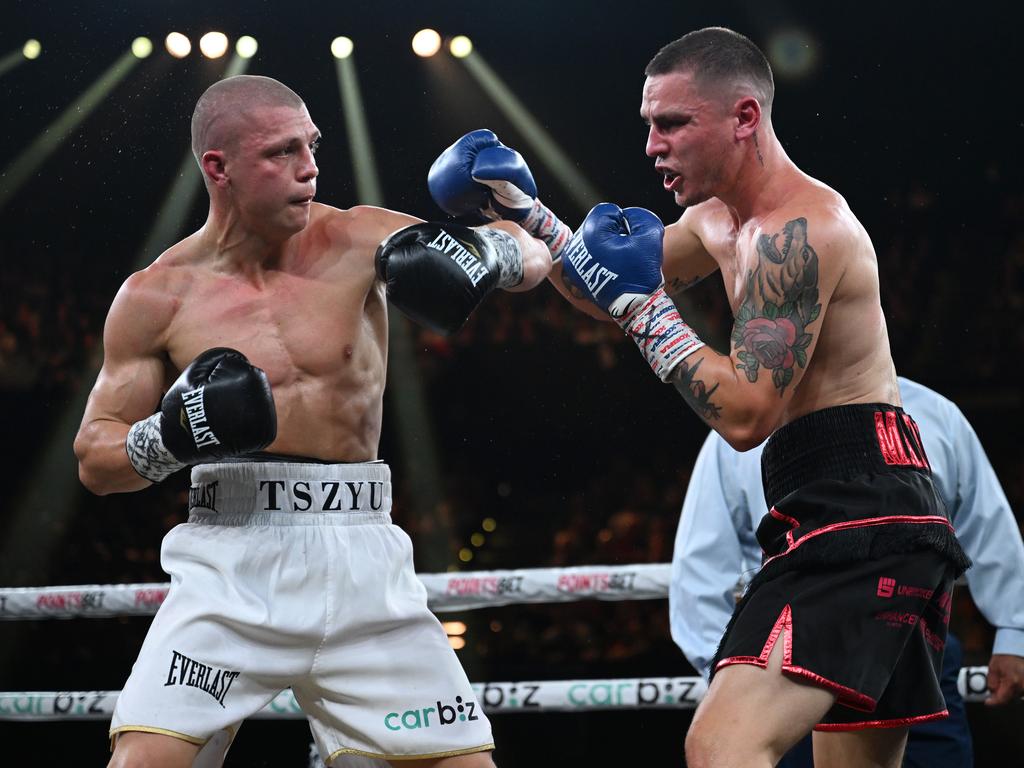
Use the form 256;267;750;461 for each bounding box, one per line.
443;621;467;636
331;36;353;59
448;636;466;650
459;547;473;563
236;35;258;59
482;517;497;532
449;36;473;58
23;39;41;60
471;533;485;547
199;31;229;59
131;37;153;59
767;27;819;80
412;29;441;58
165;32;191;58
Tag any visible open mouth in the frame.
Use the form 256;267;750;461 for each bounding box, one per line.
661;170;681;191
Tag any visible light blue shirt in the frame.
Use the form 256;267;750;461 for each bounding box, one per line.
670;377;1024;678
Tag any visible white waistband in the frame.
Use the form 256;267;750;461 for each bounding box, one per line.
188;461;392;517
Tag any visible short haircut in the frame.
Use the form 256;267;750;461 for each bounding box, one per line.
190;75;305;163
645;27;774;115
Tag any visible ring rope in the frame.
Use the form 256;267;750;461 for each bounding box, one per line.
1;566;1001;715
0;668;996;721
0;564;671;619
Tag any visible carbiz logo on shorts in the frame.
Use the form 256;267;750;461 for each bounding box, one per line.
383;695;479;731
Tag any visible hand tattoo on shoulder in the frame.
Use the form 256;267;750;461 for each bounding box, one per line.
669;357;722;421
732;217;821;394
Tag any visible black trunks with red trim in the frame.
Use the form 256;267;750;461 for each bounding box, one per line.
714;549;956;729
755;403;970;573
710;403;971;728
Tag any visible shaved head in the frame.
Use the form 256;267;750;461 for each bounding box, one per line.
190;75;305;164
646;27;774;117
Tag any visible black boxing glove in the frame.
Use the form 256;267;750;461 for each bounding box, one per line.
375;222;524;335
126;348;277;483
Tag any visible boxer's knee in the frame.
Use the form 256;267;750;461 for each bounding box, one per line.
108;730;201;768
686;710;778;768
684;717;716;768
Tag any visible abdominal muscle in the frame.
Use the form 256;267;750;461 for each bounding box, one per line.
265;359;387;462
162;260;389;464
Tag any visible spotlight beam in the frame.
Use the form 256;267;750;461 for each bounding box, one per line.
0;47;25;78
333;58;383;207
0;50;140;210
459;50;602;215
332;54;448;571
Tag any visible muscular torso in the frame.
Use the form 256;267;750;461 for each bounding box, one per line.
669;178;899;425
152;204;399;461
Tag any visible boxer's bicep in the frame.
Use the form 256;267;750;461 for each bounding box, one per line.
664;214;846;449
726;214;843;407
75;274;170;482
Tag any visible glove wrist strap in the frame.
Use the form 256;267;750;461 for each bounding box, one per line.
126;413;186;483
520;199;572;262
476;228;524;289
621;288;706;382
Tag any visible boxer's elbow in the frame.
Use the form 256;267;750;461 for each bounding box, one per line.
73;428;123;495
75;445;110;496
79;470;110;496
721;429;767;453
716;409;777;452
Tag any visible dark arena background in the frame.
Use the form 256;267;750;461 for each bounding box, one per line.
1;1;1022;765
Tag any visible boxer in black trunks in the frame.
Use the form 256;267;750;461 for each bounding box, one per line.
425;26;970;768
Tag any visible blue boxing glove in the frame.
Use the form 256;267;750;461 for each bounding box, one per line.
563;203;706;381
428;129;572;260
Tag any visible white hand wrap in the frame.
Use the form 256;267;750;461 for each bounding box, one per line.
126;413;186;483
519;199;573;262
618;287;706;382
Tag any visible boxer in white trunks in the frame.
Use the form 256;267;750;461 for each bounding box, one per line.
74;74;552;768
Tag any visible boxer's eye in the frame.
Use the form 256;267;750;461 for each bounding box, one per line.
309;138;321;155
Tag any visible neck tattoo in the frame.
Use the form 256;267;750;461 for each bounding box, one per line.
754;132;765;168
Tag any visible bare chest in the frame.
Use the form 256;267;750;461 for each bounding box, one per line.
702;228;758;313
165;271;386;387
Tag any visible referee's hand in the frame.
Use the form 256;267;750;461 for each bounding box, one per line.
985;653;1024;705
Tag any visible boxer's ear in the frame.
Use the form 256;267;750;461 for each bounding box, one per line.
734;96;762;141
201;150;228;187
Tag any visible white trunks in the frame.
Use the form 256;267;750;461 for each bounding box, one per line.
111;459;493;764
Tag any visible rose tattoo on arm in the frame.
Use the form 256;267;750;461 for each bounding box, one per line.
733;217;821;394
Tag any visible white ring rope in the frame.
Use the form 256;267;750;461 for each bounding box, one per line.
0;564;671;619
0;668;996;721
0;565;1001;715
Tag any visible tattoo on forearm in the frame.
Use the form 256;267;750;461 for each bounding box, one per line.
665;275;703;303
732;217;821;394
669;357;722;421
